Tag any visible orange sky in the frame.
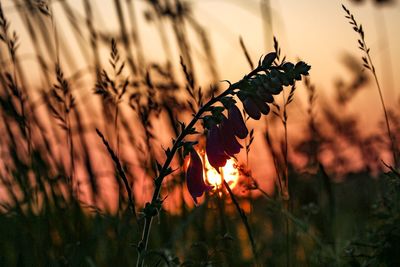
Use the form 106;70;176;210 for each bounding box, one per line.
4;0;399;114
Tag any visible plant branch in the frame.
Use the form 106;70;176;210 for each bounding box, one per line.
223;180;258;266
96;128;138;224
342;4;398;167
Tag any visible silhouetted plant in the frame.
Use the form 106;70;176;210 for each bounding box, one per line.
135;50;310;266
344;164;400;266
48;64;76;185
95;39;129;155
349;0;395;5
342;4;398;167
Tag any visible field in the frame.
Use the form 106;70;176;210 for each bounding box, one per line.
0;0;399;266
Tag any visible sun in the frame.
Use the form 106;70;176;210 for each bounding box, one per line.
203;155;240;189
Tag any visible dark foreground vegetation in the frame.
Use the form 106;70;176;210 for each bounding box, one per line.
0;1;399;266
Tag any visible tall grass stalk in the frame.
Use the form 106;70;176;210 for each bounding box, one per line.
0;2;30;154
222;179;258;266
96;129;138;222
342;5;398;167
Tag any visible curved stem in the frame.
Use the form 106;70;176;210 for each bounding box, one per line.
368;53;398;167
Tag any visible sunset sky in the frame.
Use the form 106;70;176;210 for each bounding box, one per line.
4;0;399;110
3;0;400;119
2;0;398;188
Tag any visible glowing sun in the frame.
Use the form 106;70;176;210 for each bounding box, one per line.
203;155;240;189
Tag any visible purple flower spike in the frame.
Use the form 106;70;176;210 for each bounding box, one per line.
206;124;229;169
228;105;248;139
243;98;261;120
186;150;213;204
220;117;242;157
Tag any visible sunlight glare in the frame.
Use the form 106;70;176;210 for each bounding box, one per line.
204;155;239;189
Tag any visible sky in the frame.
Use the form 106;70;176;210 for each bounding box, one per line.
3;0;399;113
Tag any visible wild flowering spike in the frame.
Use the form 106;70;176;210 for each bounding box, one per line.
228;105;248;139
186;150;213;204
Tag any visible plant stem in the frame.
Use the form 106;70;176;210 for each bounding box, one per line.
368;55;398;167
343;5;398;167
223;180;258;266
67;113;75;194
96;129;138;223
282;90;291;267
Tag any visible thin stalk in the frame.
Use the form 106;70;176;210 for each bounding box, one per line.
260;0;273;51
165;104;188;214
217;168;228;233
83;0;101;78
13;54;30;156
14;0;51;86
66;112;75;194
282;89;291;267
342;5;398;167
265;127;283;197
0;2;30;154
374;10;395;104
96;129;138;224
72;104;98;201
282;92;289;192
113;0;138;75
368;55;397;167
114;104;120;157
222;180;258;266
126;0;145;73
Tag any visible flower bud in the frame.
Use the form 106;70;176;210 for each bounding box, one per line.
253;98;270;115
186;150;213;204
220;117;242;156
256;89;274;103
228;105;248;139
261;52;277;68
243;98;261;120
206;124;229;169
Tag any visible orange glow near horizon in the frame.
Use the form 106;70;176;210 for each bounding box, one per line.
203;155;240;190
